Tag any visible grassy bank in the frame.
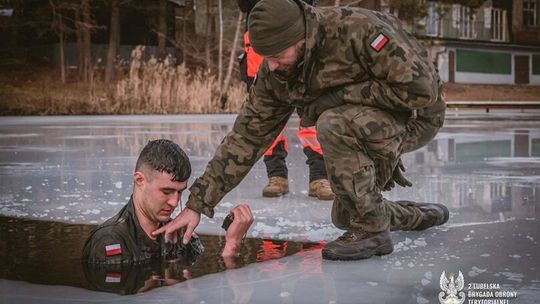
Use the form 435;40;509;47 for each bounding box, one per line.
1;60;540;116
0;48;246;115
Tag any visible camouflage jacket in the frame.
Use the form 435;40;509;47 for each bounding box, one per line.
82;197;203;264
186;1;444;217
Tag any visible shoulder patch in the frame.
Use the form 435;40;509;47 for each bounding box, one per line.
370;33;389;52
105;243;122;256
105;273;121;283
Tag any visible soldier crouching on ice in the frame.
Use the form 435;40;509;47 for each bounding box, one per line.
82;139;253;265
153;0;449;261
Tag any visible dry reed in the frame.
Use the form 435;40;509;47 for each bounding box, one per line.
112;46;246;114
0;45;247;115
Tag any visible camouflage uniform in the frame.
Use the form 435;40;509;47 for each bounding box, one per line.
186;2;445;233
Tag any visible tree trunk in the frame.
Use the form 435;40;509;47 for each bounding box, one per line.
75;9;84;81
217;0;223;92
105;1;120;82
157;0;167;59
204;0;213;71
80;0;92;82
49;0;66;83
59;13;66;84
221;11;243;107
182;8;187;65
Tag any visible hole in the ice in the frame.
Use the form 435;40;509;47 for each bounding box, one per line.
0;216;321;295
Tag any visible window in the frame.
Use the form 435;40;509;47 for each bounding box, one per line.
524;0;538;27
491;8;507;41
459;6;475;38
426;2;440;36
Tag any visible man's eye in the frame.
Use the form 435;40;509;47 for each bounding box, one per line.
162;190;172;195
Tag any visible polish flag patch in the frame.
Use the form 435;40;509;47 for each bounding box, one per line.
105;243;122;256
370;33;389;52
105;273;121;283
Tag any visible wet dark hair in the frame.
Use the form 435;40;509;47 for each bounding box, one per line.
135;139;191;182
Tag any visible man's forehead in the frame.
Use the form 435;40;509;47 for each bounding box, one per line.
151;170;187;189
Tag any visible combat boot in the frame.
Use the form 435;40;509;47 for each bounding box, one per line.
262;176;289;197
308;179;335;200
396;201;449;231
322;229;393;260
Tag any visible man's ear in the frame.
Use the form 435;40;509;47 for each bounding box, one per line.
133;171;145;188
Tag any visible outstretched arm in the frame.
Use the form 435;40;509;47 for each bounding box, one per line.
153;73;293;244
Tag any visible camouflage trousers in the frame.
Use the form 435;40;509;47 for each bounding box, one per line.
316;102;445;232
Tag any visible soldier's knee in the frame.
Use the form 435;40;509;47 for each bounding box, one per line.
316;110;343;142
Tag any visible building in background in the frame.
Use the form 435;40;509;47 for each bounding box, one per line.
413;0;539;85
350;0;540;85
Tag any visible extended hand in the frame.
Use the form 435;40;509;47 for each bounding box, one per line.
222;204;253;258
300;89;344;127
152;207;200;245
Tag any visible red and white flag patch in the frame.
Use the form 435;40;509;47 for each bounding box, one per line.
105;243;122;256
105;273;121;283
370;33;389;52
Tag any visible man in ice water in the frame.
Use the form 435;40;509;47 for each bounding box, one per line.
82;139;253;264
154;0;448;260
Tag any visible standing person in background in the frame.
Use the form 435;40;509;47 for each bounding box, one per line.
238;0;334;200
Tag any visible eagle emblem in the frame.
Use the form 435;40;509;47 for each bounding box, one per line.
439;271;465;304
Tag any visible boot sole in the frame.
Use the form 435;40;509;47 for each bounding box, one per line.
322;244;394;261
308;192;335;201
262;190;289;198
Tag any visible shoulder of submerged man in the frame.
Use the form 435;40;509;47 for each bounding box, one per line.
83;224;133;264
82;206;135;264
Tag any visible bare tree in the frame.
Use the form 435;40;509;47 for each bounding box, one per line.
105;0;122;82
204;0;214;71
157;0;167;59
73;0;93;82
49;0;66;83
217;0;223;93
221;11;243;108
81;0;92;82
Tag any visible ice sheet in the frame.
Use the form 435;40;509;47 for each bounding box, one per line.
1;109;539;303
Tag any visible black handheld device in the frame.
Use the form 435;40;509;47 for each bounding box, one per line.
221;213;234;231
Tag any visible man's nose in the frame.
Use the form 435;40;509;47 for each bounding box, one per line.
268;59;278;71
167;193;180;208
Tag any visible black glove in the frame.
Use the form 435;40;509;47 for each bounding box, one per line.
382;159;412;191
300;89;344;127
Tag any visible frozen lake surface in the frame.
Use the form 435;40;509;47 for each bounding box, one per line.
1;110;539;303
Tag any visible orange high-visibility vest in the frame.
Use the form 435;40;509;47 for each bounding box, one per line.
244;31;264;78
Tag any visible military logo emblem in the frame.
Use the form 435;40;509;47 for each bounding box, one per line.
439;271;466;304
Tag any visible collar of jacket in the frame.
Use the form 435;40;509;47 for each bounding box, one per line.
125;196;161;251
296;0;324;94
